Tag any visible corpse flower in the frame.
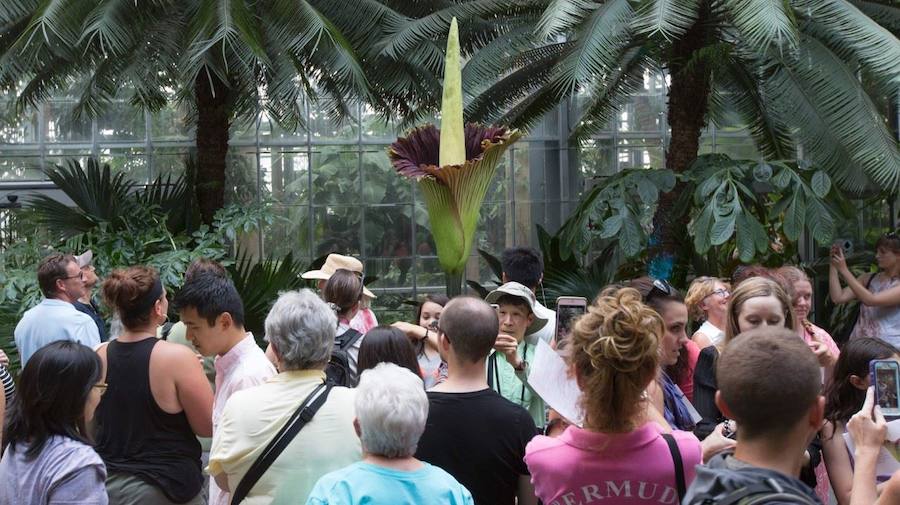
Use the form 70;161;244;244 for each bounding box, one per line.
388;18;521;295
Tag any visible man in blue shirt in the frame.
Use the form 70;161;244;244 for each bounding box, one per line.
14;253;101;366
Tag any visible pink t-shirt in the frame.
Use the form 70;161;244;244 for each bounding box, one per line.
525;423;701;505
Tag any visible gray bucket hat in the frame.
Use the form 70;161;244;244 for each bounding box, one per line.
485;282;549;335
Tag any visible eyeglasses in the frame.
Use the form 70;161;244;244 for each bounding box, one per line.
93;382;108;395
704;288;730;300
63;271;84;281
646;278;674;301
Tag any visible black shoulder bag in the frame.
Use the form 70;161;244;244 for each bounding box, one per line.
230;381;334;505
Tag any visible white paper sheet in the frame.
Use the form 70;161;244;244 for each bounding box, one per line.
844;419;900;481
527;339;584;427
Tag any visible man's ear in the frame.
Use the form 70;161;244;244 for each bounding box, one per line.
527;313;535;325
714;391;735;419
353;418;362;438
218;312;234;330
809;395;826;430
439;332;451;353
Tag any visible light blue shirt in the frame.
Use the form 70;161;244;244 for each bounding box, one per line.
306;461;474;505
14;298;101;366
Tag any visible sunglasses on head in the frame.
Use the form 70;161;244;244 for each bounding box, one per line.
646;278;674;302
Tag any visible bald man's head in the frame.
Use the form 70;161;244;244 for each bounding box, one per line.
439;296;499;363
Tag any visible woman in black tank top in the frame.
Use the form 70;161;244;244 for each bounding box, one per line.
96;266;213;505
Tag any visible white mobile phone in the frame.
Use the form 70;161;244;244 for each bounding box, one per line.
555;296;587;348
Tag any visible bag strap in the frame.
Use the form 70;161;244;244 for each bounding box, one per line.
160;321;175;341
230;381;333;505
336;329;363;351
487;353;496;389
661;433;686;503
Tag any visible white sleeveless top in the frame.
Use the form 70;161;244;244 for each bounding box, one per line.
851;273;900;349
697;320;726;347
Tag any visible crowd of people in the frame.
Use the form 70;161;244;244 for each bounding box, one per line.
1;234;900;504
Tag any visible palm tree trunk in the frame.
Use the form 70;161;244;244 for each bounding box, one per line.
194;72;231;225
650;16;712;283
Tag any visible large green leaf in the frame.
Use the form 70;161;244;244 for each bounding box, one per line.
227;248;309;339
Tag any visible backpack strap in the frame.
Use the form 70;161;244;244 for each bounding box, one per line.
336;329;363;351
230;381;333;505
707;478;819;505
661;433;686;503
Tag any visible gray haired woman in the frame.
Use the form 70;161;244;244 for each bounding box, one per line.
208;289;361;503
306;363;474;504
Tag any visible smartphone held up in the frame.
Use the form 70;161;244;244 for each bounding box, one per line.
555;296;587;349
871;359;900;417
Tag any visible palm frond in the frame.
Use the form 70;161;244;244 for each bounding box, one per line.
465;42;571;125
535;0;597;39
721;0;798;54
851;1;900;35
227;249;309;338
796;0;900;91
379;0;539;60
547;0;634;95
715;57;795;160
78;0;137;57
28;158;137;237
569;47;653;140
633;0;702;41
764;35;900;193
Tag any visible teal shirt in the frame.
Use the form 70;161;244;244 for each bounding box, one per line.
306;461;473;505
487;340;546;428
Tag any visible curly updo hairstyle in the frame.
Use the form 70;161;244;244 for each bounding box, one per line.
569;287;663;433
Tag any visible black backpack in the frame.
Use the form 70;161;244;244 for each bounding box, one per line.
690;477;820;505
324;329;363;387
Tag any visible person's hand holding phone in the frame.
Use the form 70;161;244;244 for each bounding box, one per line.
831;246;849;273
848;386;888;455
494;333;521;367
701;423;737;463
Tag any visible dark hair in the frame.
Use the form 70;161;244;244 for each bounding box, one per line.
175;272;245;327
627;276;684;313
501;247;544;289
825;338;898;426
5;341;103;457
628;277;688;381
184;258;227;282
495;294;532;314
357;326;421;379
440;297;500;363
718;328;821;439
102;266;164;329
415;294;449;325
323;269;362;317
876;232;900;254
414;294;449;357
37;253;76;298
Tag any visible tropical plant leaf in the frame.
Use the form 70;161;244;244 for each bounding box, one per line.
227;248;309;339
633;0;701;41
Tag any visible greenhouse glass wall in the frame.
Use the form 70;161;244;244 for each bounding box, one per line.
0;72;894;321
